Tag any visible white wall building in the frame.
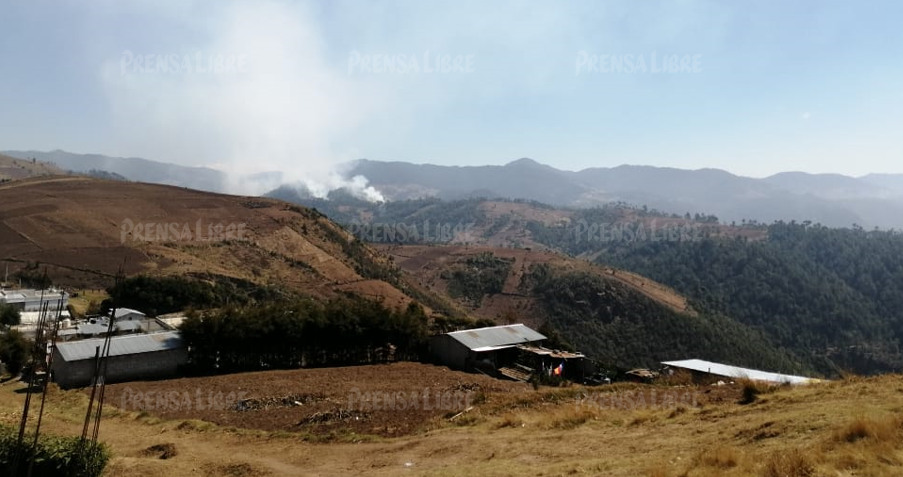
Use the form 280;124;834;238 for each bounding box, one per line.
0;288;69;311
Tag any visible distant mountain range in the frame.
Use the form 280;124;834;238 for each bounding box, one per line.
347;158;903;229
6;149;903;228
2;149;227;193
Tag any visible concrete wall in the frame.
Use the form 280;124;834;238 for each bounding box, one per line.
52;348;188;389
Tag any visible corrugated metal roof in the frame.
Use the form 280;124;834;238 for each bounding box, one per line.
55;331;184;362
446;324;546;350
662;359;815;385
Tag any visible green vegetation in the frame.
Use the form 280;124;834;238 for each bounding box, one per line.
105;274;284;316
0;424;109;477
521;263;802;374
0;303;20;327
180;297;432;373
531;221;903;376
440;252;513;305
0;330;29;376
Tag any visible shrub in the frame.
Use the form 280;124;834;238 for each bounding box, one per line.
0;304;20;327
0;424;109;477
738;379;781;405
0;331;30;376
695;445;741;469
763;449;814;477
833;416;902;444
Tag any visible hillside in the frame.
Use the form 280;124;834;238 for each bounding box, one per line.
0;153;63;181
531;221;903;376
3;364;902;476
0;176;435;312
265;192;755;251
379;244;801;373
2;149;228;193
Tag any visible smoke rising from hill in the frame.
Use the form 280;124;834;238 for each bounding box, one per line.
100;1;385;201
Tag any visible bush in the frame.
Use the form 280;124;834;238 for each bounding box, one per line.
0;304;19;327
0;424;109;477
763;449;814;477
0;331;29;376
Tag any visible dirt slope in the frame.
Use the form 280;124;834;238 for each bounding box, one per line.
0;153;63;181
0;176;413;308
376;244;695;327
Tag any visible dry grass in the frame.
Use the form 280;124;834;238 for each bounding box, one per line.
762;449;815;477
695;445;742;469
832;416;902;444
492;413;524;429
3;367;903;476
539;406;599;430
737;378;784;404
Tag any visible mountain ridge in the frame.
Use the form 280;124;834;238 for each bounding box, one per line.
7;149;903;228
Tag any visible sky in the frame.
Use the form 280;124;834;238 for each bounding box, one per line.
1;0;902;183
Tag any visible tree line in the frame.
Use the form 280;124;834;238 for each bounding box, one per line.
178;297;435;373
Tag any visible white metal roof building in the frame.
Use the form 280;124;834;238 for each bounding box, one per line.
661;359;817;385
52;331;187;388
446;324;547;351
430;324;547;370
110;308;146;321
0;288;68;311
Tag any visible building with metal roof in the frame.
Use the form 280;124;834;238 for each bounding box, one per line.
0;287;68;311
110;308;146;321
430;324;547;371
446;324;547;350
661;359;817;385
52;331;187;388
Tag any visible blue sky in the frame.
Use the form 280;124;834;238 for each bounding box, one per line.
1;0;901;181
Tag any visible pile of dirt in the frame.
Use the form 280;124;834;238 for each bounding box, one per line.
299;409;370;425
233;393;330;411
141;443;178;460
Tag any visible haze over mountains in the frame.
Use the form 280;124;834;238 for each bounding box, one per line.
7;149;903;229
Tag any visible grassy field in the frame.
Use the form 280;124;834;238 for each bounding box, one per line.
1;365;902;476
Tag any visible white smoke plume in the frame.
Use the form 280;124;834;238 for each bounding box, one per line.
99;1;387;201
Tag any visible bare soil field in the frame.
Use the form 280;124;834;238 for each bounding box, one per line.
99;362;529;437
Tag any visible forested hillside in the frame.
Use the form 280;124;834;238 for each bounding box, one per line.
531;221;903;375
520;263;803;374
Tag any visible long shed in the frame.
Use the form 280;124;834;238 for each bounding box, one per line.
52;331;187;388
430;324;546;371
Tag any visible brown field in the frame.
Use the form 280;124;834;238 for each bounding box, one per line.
2;364;903;476
99;363;529;437
0;176;413;309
